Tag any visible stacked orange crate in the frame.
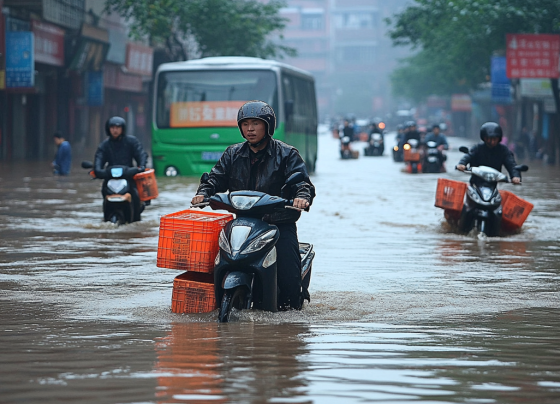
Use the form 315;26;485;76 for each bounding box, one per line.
157;209;233;314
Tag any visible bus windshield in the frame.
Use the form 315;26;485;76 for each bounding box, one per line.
156;69;278;128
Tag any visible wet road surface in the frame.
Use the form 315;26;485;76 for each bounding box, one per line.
1;134;560;403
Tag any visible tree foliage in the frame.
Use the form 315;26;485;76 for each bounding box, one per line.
386;0;560;100
104;0;296;61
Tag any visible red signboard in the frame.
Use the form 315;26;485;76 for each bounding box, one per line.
32;19;65;67
104;63;143;93
506;34;560;79
125;43;153;76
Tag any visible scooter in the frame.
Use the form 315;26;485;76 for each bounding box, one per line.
364;133;384;156
393;134;404;162
455;146;528;237
340;136;359;159
403;139;422;173
81;161;146;225
422;141;446;173
193;173;315;322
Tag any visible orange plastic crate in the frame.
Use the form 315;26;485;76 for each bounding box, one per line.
171;271;217;314
499;190;533;229
404;149;420;162
435;178;467;211
157;209;233;272
133;169;159;201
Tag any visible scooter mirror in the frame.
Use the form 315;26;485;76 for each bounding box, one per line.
81;161;93;169
459;146;469;154
515;164;529;172
285;172;304;186
200;172;210;182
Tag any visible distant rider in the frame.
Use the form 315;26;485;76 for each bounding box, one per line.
191;100;315;310
424;124;449;151
342;119;355;141
456;122;521;184
94;116;149;221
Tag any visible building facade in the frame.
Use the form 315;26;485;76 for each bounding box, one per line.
280;0;410;120
0;0;154;162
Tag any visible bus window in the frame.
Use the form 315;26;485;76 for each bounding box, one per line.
156;70;278;129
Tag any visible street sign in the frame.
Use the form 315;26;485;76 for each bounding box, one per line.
506;34;560;78
5;31;34;88
491;56;512;104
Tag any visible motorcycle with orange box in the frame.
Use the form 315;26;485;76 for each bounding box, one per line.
403;139;422;173
81;161;158;225
157;173;315;322
434;150;531;237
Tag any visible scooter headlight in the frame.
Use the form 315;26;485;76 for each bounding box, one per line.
107;179;127;194
219;229;231;255
241;229;277;255
230;195;260;210
467;187;481;203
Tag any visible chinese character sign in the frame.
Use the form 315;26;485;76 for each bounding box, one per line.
170;101;247;127
126;43;154;76
506;34;560;79
6;31;35;88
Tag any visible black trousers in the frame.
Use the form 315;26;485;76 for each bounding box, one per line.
275;223;302;309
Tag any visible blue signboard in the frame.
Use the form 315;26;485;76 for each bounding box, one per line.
87;70;104;106
491;56;512;104
6;31;35;88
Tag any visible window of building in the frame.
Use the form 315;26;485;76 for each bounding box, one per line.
301;9;324;30
334;12;378;29
336;45;377;63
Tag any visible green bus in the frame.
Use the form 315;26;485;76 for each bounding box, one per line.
152;57;318;176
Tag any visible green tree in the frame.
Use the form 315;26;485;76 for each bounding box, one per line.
387;0;560;100
104;0;296;61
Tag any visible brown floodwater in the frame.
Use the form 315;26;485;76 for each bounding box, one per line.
1;134;559;403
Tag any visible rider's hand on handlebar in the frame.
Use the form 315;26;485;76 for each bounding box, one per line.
511;177;521;184
293;198;309;210
456;164;466;172
191;195;205;205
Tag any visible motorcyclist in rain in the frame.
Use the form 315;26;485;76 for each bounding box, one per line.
342;119;355;142
424;124;449;151
94;116;149;221
404;121;420;142
191;100;315;310
456;122;521;184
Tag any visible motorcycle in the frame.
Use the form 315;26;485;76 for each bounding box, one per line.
364;132;384;156
193;173;315;323
340;136;359;159
81;161;146;225
422;141;446;173
403;138;422;173
455;146;528;237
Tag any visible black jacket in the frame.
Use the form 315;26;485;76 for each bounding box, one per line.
196;138;315;223
94;135;148;177
459;143;520;178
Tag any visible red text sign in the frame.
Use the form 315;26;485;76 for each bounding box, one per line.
32;19;65;66
170;101;246;127
126;43;153;76
506;34;560;79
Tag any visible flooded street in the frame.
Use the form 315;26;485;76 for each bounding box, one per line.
1;133;560;403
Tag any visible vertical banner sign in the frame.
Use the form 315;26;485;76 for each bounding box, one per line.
6;31;34;88
506;34;560;79
87;70;104;106
491;56;512;104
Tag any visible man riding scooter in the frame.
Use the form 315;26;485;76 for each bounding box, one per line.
423;124;449;172
456;122;521;184
94;116;149;222
191;100;315;311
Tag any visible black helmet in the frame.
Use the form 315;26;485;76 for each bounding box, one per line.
480;122;502;142
105;116;126;137
237;100;276;138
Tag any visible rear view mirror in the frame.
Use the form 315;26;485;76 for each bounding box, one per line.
515;164;529;172
459;146;469;154
201;172;210;182
81;161;93;169
281;172;304;199
285;172;304;186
